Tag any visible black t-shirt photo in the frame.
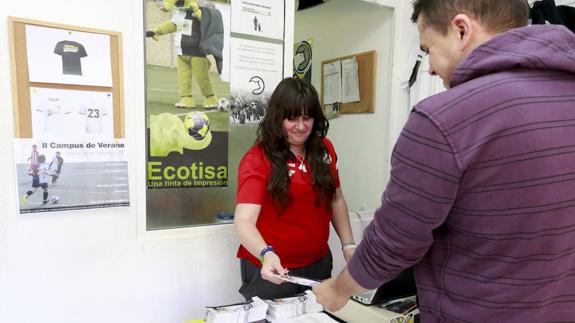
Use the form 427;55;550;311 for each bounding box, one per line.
53;40;88;76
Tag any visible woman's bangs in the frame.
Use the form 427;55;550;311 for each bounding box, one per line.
282;92;315;119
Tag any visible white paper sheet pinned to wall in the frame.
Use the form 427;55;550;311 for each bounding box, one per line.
323;61;341;104
341;56;360;103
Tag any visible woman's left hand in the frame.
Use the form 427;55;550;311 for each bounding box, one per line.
343;248;355;262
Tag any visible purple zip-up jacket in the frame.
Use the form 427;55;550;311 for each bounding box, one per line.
348;25;575;322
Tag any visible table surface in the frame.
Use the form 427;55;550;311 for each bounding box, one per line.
327;299;407;323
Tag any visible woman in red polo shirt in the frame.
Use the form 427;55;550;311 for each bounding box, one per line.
234;77;356;300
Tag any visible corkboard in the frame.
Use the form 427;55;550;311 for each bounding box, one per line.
321;50;376;114
8;16;125;138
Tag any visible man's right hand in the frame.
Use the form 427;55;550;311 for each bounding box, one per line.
312;267;365;312
313;277;350;311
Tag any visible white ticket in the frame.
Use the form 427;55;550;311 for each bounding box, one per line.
274;274;320;287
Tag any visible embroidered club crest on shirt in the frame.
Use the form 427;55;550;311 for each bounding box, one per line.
323;151;332;164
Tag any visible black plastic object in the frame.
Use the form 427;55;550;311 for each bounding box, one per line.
298;0;326;11
352;267;417;305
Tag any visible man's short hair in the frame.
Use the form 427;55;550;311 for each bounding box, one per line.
411;0;529;35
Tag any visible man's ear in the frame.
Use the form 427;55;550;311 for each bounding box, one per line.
451;14;474;51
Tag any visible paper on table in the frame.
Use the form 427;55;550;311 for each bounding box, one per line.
271;312;339;323
205;297;268;323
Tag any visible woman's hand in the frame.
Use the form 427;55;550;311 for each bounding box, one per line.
260;252;289;284
343;247;355;262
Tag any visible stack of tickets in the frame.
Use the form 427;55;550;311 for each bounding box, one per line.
205;297;268;323
265;290;323;322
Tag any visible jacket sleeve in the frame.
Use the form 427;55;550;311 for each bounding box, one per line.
199;7;224;74
347;110;461;289
154;21;177;36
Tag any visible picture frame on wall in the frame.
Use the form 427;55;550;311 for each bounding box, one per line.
25;24;113;87
9;16;129;214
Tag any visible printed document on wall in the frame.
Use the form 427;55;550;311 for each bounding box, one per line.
229;37;284;125
323;61;341;105
15;86;129;214
11;18;129;215
231;0;284;40
341;57;360;103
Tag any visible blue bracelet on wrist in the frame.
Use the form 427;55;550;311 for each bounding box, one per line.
259;245;274;264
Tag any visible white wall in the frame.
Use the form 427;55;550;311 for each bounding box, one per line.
0;1;279;322
0;0;416;322
295;0;395;211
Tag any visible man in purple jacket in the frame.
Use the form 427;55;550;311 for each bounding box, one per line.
313;0;575;321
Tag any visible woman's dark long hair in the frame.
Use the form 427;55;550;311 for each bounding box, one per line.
256;77;336;212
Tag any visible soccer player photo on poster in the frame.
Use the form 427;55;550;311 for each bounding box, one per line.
14;139;129;214
144;0;231;190
9;17;129;214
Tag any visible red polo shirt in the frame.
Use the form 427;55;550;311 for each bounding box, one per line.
236;137;340;268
